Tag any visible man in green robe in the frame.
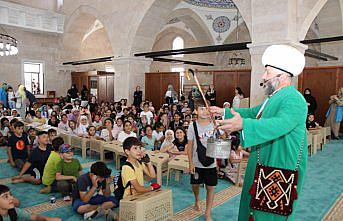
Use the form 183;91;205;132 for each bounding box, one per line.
211;45;308;221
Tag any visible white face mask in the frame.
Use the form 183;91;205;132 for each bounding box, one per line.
305;92;310;95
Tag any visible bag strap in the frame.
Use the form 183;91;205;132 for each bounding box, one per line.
193;121;204;144
257;135;305;171
255;96;305;171
123;161;140;195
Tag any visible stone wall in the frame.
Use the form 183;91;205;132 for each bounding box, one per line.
0;26;70;97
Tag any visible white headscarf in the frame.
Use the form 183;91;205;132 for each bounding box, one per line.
160;129;175;150
78;115;89;134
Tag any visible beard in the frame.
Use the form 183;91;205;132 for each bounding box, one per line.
264;77;280;96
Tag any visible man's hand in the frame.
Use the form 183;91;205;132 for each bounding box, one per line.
209;106;224;116
216;109;243;133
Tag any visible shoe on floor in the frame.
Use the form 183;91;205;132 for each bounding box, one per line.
63;196;71;201
39;186;51;194
84;207;104;220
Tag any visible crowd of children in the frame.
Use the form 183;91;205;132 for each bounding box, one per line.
0;92;252;221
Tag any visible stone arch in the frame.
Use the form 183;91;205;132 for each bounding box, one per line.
231;0;252;36
298;0;328;40
130;0;251;55
166;8;214;45
62;5;113;62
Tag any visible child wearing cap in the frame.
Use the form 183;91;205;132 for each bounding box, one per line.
40;137;64;194
72;161;118;220
55;143;82;201
122;137;159;198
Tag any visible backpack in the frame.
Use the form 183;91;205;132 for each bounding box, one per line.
113;161;135;201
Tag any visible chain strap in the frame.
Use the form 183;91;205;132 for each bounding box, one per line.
257;134;305;171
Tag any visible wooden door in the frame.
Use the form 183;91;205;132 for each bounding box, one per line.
98;75;107;103
299;67;338;126
237;70;251;99
106;75;114;102
145;72;180;108
160;73;180;105
214;71;236;107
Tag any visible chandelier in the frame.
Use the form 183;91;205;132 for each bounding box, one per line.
0;33;18;56
228;5;245;67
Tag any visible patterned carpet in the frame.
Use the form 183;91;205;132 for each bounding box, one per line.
0;139;342;220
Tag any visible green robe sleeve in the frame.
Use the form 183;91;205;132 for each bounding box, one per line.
224;104;262;119
240;96;307;147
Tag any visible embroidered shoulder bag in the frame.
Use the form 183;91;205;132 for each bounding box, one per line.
249;137;304;219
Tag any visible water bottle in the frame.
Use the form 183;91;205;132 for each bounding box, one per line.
50;195;56;204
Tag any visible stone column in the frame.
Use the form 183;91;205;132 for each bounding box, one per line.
248;42;307;107
247;0;308;106
112;57;152;104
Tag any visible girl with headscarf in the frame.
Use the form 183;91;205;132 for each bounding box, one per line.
15;85;27;118
325;87;343;139
303;88;317;114
165;84;178;104
76;109;92;137
160;129;174;152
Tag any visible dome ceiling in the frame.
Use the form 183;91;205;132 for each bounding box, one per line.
183;0;236;9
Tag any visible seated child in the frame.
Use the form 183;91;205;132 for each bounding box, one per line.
86;126;101;140
55;144;82;201
161;127;188;155
113;118;123;139
72;161;117;220
40;137;64;194
100;118;116;142
0;184;61;221
160;130;174;152
68;120;78;135
170;127;188;155
152;122;165;149
221;136;249;185
58;114;70;132
92;114;103;131
27;127;37;147
12;131;53;185
7;122;29;170
122;137;159;198
141;125;157;151
117;121;137;143
33;110;46;124
306;114;320;130
0;117;9;146
47;129;57;144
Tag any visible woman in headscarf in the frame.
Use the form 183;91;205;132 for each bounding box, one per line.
188;86;200;111
165;84;178;105
325;87;343;139
15;85;27;118
303;88;317;114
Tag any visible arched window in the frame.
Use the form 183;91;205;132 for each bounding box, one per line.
172;37;184;58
